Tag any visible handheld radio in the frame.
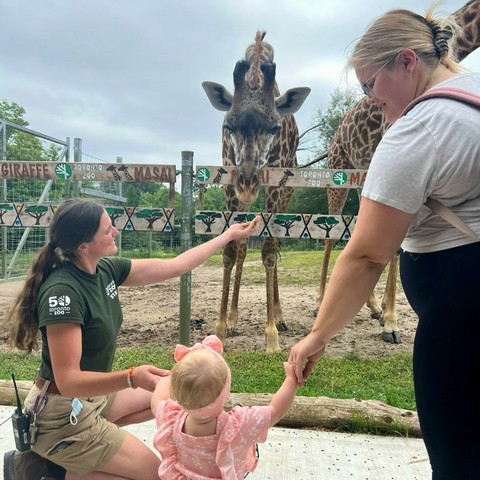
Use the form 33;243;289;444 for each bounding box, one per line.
11;373;31;451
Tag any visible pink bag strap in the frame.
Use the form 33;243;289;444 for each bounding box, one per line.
424;198;479;240
402;87;480;240
401;87;480;116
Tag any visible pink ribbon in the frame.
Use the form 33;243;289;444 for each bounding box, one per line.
174;334;224;362
173;335;231;420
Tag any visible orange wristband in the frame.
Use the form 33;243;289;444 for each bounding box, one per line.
126;367;137;389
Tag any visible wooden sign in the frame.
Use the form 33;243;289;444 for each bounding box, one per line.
0;162;176;183
195;166;368;189
0;203;175;232
195;211;356;240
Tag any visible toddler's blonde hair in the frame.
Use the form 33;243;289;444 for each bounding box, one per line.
171;348;229;410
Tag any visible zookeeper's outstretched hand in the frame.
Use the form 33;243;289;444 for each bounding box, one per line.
226;215;261;240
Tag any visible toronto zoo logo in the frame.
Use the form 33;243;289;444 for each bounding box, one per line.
54;163;73;180
48;295;71;315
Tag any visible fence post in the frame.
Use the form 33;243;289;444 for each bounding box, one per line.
179;151;193;345
0;121;6;279
73;138;82;198
115;156;123;256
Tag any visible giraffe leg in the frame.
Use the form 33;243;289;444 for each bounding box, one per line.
380;254;401;344
317;238;333;311
215;240;236;341
262;237;280;353
366;290;383;319
226;238;247;335
316;187;348;314
273;264;287;331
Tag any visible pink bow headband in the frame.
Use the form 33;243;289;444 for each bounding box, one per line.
174;335;231;420
174;334;225;362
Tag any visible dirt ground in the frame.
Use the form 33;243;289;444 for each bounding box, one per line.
0;262;418;358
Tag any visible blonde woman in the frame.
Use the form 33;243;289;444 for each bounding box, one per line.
289;6;480;479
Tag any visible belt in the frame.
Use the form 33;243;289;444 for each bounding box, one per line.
35;377;62;395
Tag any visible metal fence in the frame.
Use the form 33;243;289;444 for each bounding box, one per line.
0;119;190;280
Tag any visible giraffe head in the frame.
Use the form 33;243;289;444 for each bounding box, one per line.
202;36;310;204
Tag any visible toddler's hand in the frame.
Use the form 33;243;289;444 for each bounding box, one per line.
283;361;297;381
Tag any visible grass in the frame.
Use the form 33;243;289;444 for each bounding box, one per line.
1;348;415;412
202;250;343;286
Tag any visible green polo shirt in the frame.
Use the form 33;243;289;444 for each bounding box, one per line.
37;257;131;381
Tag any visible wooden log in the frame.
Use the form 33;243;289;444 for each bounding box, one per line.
0;381;421;437
227;393;421;437
0;380;33;406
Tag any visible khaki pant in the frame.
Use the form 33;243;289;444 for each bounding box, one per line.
24;385;125;476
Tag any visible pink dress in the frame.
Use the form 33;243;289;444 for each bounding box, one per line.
153;399;271;480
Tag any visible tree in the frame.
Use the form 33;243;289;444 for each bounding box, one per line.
105;207;124;227
312;86;361;157
140;185;181;211
0;204;14;224
25;205;49;225
196;211;222;233
136;209;165;230
273;214;301;237
314;216;340;238
200;185;226;211
0;100;67;202
288;187;328;215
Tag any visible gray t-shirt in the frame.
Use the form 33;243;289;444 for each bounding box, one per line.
362;72;480;253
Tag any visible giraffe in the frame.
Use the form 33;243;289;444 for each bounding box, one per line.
106;165;121;181
279;170;294;187
317;0;480;343
202;31;310;352
213;167;228;184
118;165;134;181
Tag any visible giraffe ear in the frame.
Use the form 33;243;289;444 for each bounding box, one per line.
275;87;311;115
202;81;233;112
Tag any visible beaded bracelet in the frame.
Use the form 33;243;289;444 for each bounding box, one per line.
127;367;137;389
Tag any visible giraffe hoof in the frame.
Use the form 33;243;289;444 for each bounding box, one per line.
226;327;238;337
381;331;402;344
276;321;288;332
266;345;282;354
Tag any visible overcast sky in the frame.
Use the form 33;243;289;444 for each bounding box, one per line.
1;0;478;170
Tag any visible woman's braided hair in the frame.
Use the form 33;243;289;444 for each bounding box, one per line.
348;5;464;74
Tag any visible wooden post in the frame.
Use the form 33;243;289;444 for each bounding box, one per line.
179;151;193;346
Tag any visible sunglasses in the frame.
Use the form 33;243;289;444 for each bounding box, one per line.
361;54;399;98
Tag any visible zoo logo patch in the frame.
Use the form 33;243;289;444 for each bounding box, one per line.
48;295;71;316
105;280;118;300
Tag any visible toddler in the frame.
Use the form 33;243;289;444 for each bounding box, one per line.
151;335;298;479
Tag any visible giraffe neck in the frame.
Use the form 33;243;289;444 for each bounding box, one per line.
454;0;480;60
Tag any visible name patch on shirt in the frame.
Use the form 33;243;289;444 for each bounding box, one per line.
48;295;71;316
105;280;118;300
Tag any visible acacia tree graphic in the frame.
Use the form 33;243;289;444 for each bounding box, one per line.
136;209;164;230
0;204;14;224
106;208;124;227
25;205;49;226
314;216;340;238
273;214;301;237
196;212;222;233
232;213;257;223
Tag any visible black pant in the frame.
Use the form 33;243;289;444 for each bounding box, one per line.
400;242;480;480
